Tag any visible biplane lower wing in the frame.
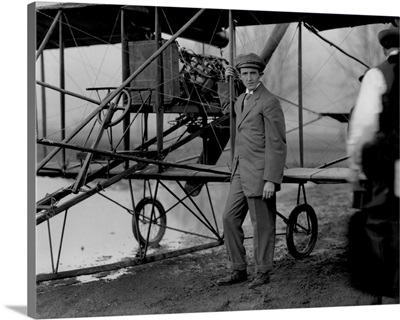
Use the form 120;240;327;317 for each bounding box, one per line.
131;165;353;184
282;167;352;184
130;164;231;182
37;161;353;184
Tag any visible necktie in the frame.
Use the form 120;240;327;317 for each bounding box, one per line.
242;93;250;112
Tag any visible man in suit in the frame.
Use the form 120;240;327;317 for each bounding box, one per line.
217;53;287;289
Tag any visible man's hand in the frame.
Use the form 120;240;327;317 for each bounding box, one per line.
347;166;365;192
263;181;275;199
224;65;237;79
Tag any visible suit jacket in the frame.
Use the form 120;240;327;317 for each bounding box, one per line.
232;83;287;197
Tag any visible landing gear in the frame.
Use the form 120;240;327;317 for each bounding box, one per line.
286;203;318;260
132;197;167;248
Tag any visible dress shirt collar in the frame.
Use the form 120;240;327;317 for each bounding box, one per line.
245;82;261;95
386;49;399;59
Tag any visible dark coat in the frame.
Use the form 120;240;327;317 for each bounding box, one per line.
231;83;287;197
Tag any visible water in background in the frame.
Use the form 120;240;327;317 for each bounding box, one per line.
36;176;232;274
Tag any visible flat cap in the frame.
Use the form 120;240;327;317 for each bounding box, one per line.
235;53;266;72
378;25;399;49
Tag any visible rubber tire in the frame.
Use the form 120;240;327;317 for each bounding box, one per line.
286;203;318;260
132;197;167;248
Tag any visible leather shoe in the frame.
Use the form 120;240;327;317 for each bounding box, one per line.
248;272;270;289
216;270;247;286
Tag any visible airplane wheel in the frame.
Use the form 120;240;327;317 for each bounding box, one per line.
132;197;167;248
286;203;318;260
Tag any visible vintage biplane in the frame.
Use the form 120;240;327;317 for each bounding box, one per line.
32;2;395;281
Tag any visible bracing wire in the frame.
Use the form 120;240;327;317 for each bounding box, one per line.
37;6;376;172
37;9;123;165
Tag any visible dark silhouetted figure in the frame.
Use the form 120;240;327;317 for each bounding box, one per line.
347;20;399;302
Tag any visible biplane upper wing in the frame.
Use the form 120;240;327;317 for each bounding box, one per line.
36;3;395;50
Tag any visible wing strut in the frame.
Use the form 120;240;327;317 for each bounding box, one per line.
36;10;62;60
298;22;304;167
229;10;236;166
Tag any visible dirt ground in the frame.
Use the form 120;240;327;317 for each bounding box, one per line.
35;183;399;319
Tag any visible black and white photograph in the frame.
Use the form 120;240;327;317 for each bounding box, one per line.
15;0;400;319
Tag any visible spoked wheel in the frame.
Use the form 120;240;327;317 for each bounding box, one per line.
132;197;167;248
286;203;318;260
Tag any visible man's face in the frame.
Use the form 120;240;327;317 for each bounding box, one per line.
239;67;263;91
